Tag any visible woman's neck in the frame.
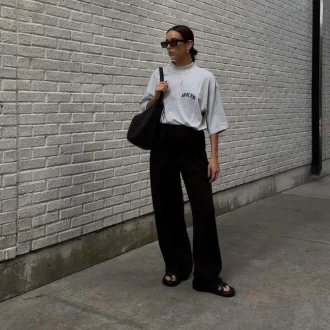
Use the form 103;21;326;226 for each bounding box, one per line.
173;56;193;67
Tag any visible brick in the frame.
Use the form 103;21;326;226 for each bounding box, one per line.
58;62;81;73
47;198;71;212
18;0;44;12
72;153;93;164
31;36;57;49
18;227;44;243
72;73;93;84
60;104;83;113
3;198;17;212
33;125;58;136
71;11;92;23
47;177;72;189
32;212;58;227
60;143;83;154
59;185;82;198
94;150;114;161
17;69;44;80
82;220;102;234
33;146;58;158
71;214;93;227
17;22;44;35
3;174;17;187
31;81;58;92
0;92;16;102
33;168;59;180
59;83;81;92
18;218;32;231
18;137;45;148
17;242;31;255
0;18;16;31
59;164;83;177
114;202;130;215
45;4;70;18
83;200;103;213
2;55;16;68
94;188;113;201
83;181;103;193
2;223;16;235
58;18;81;31
0;163;17;174
81;63;103;73
32;234;58;250
82;3;102;15
103;214;122;227
45;49;71;60
18;92;46;102
47;93;71;102
94;207;113;221
58;40;81;52
58;228;82;242
0;212;16;225
19;181;46;194
19;158;46;171
32;13;58;26
0;235;15;251
72;193;93;207
72;173;94;185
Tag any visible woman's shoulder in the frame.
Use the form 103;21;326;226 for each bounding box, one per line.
193;65;216;79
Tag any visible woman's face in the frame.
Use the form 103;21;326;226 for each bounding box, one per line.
165;30;191;62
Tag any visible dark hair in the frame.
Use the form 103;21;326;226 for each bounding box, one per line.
167;25;198;62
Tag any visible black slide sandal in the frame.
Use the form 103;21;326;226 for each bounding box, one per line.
192;277;235;297
162;272;189;287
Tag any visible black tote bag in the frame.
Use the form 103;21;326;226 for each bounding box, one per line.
127;67;164;150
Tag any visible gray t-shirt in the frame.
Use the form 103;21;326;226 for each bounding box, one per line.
140;62;228;135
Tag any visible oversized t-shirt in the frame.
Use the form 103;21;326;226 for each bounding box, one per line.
140;62;228;135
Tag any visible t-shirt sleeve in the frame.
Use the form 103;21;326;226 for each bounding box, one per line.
140;69;158;112
201;74;228;135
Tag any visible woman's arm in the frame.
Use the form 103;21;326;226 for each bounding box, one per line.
208;132;220;183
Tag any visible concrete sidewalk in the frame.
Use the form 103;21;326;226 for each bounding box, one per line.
1;176;330;330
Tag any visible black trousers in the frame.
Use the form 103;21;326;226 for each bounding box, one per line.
150;124;222;282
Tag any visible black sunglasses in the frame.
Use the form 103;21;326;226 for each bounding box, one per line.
161;39;187;48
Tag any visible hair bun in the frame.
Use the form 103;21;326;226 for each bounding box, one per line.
191;48;198;56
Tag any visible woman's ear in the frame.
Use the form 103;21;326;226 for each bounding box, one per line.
187;40;194;52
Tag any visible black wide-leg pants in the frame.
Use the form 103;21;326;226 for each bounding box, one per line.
150;124;222;282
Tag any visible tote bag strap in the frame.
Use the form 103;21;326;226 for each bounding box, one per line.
159;67;165;121
159;67;164;82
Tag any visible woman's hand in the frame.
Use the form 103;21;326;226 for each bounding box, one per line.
154;81;168;99
208;157;219;183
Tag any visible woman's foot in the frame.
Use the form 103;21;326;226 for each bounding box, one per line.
192;277;235;297
162;273;189;287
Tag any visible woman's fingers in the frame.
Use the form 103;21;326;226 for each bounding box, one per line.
156;81;168;92
208;167;219;183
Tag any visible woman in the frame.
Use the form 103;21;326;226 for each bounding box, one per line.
140;25;235;297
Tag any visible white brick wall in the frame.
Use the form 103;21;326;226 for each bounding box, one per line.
323;0;330;160
0;0;318;261
0;0;18;260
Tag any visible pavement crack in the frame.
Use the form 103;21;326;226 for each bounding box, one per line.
23;294;46;301
229;228;330;246
43;294;147;330
282;192;330;200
